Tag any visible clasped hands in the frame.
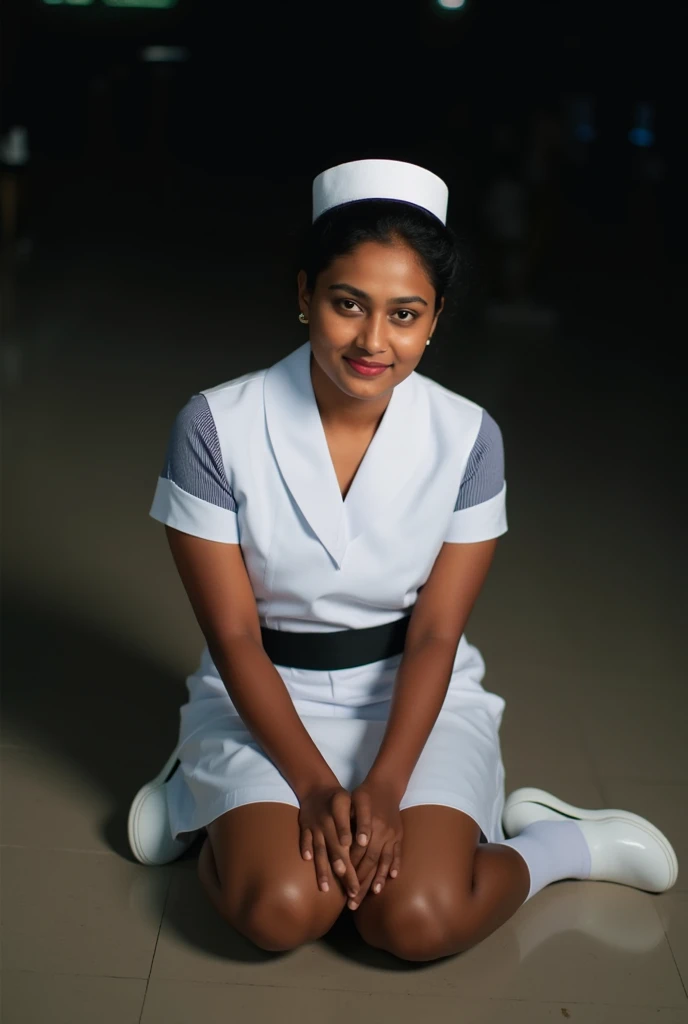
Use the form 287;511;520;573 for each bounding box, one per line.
298;780;402;910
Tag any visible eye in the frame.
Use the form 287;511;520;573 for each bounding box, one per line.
393;309;417;323
337;299;362;313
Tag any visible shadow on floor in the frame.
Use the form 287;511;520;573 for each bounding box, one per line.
2;591;185;860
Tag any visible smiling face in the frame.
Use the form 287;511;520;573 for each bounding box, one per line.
298;239;443;402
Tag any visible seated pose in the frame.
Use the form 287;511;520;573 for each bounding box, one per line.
128;158;678;963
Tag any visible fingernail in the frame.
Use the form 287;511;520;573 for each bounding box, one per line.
348;889;357;899
348;901;358;910
374;883;381;893
321;881;329;892
357;833;368;845
303;851;312;860
390;869;398;878
333;860;345;875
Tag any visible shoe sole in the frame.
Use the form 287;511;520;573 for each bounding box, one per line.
504;787;679;891
127;750;186;866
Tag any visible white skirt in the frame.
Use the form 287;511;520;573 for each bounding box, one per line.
166;637;507;845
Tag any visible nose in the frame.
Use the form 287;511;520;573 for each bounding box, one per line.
357;311;389;355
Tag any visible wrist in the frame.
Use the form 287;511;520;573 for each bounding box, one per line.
363;766;406;803
293;768;341;802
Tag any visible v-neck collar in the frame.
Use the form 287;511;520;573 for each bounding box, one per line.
264;343;425;568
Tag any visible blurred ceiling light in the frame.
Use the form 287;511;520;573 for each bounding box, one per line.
141;45;189;62
436;0;467;8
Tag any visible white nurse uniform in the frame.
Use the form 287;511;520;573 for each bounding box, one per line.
150;341;509;844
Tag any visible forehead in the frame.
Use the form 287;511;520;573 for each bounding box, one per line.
321;240;435;296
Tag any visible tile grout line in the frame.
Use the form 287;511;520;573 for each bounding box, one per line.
663;928;688;1002
138;866;177;1024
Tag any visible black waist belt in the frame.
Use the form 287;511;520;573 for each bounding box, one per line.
260;615;411;671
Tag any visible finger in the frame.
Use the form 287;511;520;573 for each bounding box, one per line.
312;829;331;892
300;826;313;862
352;791;372;847
349;840;368;871
390;841;402;879
370;844;394;895
331;790;353;850
355;843;383;884
323;821;359;899
348;863;376;911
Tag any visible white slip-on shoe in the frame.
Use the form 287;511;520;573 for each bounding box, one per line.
127;750;200;866
503;787;678;893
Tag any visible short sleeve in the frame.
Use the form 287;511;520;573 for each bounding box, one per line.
444;410;508;543
149;394;240;543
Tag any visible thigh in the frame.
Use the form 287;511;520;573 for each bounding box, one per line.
385;805;480;895
352;806;479;951
207;802;347;923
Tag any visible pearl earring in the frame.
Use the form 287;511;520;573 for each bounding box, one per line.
426;338;432;347
298;312;309;324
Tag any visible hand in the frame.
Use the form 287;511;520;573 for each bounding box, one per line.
298;784;360;900
347;779;403;910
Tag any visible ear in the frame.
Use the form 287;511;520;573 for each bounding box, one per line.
297;270;311;317
430;295;445;335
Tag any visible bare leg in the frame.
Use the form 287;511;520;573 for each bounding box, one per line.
354;806;530;962
197;802;347;951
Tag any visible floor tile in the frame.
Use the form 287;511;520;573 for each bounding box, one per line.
141;980;688;1024
576;691;688;784
657;891;688;992
597;782;687;893
495;671;601;790
151;866;685;1006
1;746;114;853
0;971;146;1024
1;847;172;977
501;881;685;1006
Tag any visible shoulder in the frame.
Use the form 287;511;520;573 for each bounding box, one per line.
169;365;268;442
412;368;502;442
200;365;268;419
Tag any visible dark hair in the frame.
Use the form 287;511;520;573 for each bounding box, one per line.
302;200;462;313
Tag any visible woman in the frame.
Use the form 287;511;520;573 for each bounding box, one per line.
128;159;677;962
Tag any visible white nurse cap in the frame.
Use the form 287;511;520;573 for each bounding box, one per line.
312;158;449;226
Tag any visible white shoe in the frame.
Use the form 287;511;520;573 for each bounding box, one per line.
127;750;200;866
503;787;678;893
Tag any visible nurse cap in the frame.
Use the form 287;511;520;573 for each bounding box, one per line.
312;158;449;226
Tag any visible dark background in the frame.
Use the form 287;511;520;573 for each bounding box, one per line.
0;0;685;925
3;0;686;292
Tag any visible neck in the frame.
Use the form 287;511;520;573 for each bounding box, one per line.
310;352;392;432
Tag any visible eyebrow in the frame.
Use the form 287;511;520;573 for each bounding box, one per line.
328;283;428;307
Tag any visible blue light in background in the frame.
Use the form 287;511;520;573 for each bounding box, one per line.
571;97;596;143
436;0;466;9
629;102;655;148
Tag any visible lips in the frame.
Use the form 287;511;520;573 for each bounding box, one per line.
344;357;391;378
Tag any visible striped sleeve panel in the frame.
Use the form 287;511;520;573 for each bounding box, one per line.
445;409;507;543
161;394;237;511
149;394;240;543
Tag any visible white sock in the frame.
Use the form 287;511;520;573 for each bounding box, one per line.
497;820;592;901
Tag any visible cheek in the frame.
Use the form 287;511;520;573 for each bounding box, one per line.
314;306;357;341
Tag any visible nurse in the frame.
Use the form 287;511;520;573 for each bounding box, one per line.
128;159;678;962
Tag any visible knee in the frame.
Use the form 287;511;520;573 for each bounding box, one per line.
223;880;324;953
356;886;475;962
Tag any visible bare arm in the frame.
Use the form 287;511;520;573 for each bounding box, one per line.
365;538;499;800
165;526;338;800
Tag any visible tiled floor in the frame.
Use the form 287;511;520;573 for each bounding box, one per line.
2;169;686;1022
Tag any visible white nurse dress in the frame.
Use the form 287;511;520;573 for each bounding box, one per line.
150;342;509;844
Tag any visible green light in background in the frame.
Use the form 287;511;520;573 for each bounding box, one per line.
42;0;178;5
104;0;178;7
